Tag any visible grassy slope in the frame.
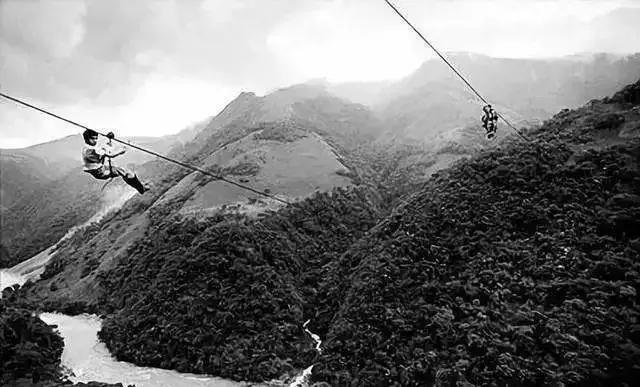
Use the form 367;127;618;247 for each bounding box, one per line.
312;81;640;386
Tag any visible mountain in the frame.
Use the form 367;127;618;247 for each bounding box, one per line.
14;75;640;386
152;84;383;217
6;52;636;267
9;85;397;382
386;53;640;110
16;83;384;304
330;53;640;143
155;121;354;216
0;83;383;269
326;79;392;107
1;135;80;211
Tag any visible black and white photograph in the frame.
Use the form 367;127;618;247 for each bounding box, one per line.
1;0;639;386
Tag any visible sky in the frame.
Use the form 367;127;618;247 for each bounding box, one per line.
1;0;639;148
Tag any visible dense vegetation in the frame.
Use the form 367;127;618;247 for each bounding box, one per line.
312;82;640;385
97;187;382;381
1;288;64;385
1;172;106;266
0;244;12;267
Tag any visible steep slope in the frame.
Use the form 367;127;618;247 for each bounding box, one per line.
0;151;60;212
312;81;640;386
143;84;382;217
189;83;338;148
0;141;78;216
158;123;353;216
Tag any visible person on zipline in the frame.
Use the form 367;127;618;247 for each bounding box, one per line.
482;104;499;139
81;129;149;194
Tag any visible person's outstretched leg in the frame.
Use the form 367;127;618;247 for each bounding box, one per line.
112;166;149;194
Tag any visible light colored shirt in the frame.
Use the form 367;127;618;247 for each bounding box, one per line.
81;144;107;171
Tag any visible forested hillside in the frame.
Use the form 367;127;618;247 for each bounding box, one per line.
313;80;640;386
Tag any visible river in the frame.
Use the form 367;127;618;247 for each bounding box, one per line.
39;313;244;387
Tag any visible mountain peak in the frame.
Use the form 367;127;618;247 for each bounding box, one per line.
237;91;256;98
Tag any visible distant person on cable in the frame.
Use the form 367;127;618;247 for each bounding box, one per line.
482;105;499;139
81;129;149;194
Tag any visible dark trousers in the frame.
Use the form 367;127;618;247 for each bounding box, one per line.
85;165;133;180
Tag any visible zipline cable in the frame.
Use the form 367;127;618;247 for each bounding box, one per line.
0;91;293;206
382;0;531;143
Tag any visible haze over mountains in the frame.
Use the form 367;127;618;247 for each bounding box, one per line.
332;52;640;141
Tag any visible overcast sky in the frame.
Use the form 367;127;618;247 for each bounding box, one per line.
1;0;639;148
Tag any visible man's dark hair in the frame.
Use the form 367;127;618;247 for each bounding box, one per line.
82;129;99;144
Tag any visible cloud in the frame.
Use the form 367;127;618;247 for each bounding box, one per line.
266;0;425;82
0;0;85;58
0;100;77;148
1;0;639;148
0;0;314;146
586;7;640;53
2;0;639;106
0;0;144;106
0;0;311;107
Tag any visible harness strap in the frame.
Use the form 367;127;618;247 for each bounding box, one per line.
100;130;116;190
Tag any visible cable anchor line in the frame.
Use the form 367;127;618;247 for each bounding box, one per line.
0;91;292;206
382;0;530;143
